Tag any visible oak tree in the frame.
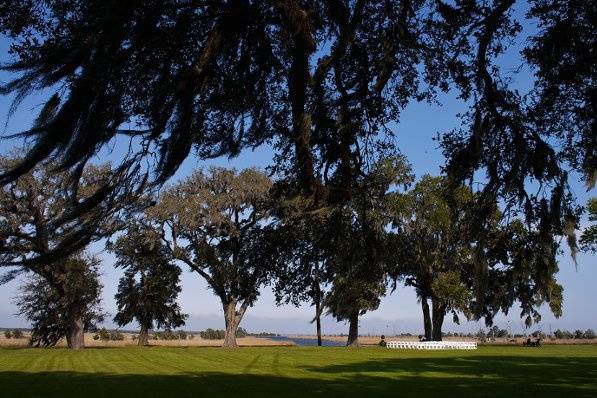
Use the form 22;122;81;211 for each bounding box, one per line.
109;224;187;346
14;255;104;348
150;167;275;347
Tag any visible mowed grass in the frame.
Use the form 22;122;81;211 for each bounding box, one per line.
0;345;596;398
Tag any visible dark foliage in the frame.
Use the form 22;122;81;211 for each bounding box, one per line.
109;224;187;336
0;153;138;271
150;167;276;347
0;1;592;269
580;198;597;254
14;256;104;347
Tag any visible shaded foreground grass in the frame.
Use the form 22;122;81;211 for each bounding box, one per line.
0;345;596;397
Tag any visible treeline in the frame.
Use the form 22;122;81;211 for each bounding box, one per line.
199;328;248;340
553;329;596;340
1;155;596;350
93;329;125;342
3;330;24;339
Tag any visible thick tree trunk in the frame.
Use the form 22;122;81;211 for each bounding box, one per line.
315;299;322;347
431;300;447;341
289;24;316;196
66;315;85;349
346;312;360;347
223;300;246;348
421;297;432;341
138;325;150;346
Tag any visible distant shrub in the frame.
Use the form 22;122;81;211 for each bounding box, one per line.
177;330;187;340
199;328;225;340
109;330;125;341
554;329;573;339
236;327;248;338
12;330;24;339
160;329;177;340
584;329;596;339
4;330;12;339
95;328;110;341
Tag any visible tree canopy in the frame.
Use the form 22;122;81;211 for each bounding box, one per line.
109;224;187;346
149;167;277;347
389;175;564;339
0;1;592;251
388;175;479;340
15;255;104;348
0;153;136;270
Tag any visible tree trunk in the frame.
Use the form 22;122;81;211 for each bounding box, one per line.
66;315;85;349
346;312;360;347
222;300;244;348
431;299;446;341
421;297;432;341
138;325;150;346
289;24;316;196
315;299;322;347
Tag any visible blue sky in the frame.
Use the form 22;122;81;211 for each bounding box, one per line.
0;3;595;335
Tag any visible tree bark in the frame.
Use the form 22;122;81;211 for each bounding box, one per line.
66;315;85;349
315;299;322;347
431;299;447;341
288;18;316;196
223;300;247;348
138;325;150;346
421;296;432;341
346;312;360;347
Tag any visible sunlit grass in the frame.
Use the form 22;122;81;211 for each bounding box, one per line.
0;345;596;397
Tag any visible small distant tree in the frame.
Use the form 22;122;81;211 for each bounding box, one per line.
109;330;125;341
584;329;596;339
12;330;24;339
95;328;110;342
109;224;186;346
199;329;226;340
574;330;584;339
15;256;104;348
236;328;248;338
4;330;12;339
554;329;573;339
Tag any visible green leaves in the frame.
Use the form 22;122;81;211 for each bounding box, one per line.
580;198;597;254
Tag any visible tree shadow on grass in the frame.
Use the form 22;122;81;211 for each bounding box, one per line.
1;355;596;398
301;354;597;397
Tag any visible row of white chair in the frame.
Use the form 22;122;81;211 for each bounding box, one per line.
386;341;477;350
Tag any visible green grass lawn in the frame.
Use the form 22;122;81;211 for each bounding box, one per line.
0;345;596;398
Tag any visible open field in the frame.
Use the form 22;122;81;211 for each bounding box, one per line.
0;345;595;397
0;333;292;348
